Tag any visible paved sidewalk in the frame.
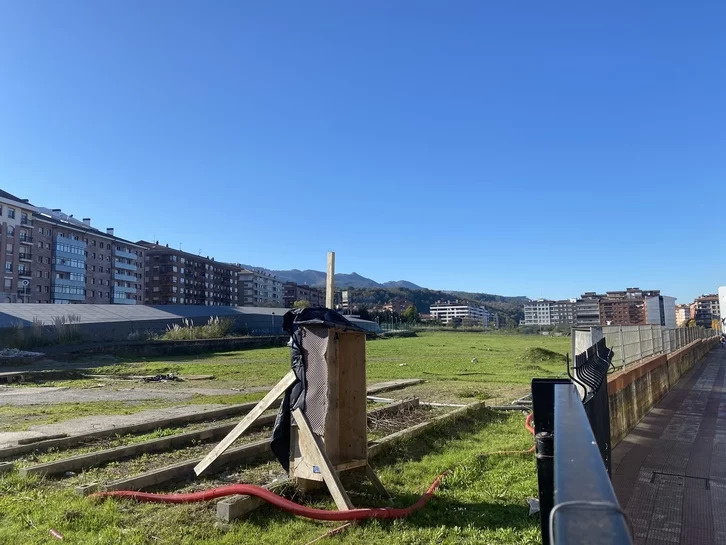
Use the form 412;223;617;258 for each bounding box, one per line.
612;347;726;545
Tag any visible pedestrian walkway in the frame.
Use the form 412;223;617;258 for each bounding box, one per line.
612;347;726;545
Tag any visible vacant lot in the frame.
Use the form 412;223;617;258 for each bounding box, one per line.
0;332;569;544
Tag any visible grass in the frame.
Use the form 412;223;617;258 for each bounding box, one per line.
0;332;569;544
0;408;541;545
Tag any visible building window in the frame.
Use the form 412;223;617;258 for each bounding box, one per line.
7;208;15;219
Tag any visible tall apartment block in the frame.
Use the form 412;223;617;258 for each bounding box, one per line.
238;269;284;307
32;208;145;304
139;242;240;306
283;282;326;308
0;191;37;303
523;299;576;326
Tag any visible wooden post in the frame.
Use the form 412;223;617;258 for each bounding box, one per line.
326;251;335;309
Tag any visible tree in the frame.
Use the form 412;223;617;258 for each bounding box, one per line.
402;304;418;323
293;300;311;309
357;306;372;321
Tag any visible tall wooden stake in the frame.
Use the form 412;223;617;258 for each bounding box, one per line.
326;251;335;309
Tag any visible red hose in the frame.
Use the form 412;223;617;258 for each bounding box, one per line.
91;472;446;521
525;412;535;453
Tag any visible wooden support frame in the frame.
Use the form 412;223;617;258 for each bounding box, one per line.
194;370;296;476
292;408;353;511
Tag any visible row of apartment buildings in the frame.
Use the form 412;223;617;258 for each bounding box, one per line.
523;288;677;328
0;190;324;307
523;288;722;329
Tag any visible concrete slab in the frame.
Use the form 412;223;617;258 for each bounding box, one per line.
613;348;726;545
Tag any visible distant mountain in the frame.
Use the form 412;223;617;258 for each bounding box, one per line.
251;267;418;289
382;280;423;290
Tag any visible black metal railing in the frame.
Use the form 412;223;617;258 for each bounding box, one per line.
532;340;631;545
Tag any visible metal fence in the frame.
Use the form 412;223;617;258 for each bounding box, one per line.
573;325;719;370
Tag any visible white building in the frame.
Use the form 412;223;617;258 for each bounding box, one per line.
238;269;284;307
644;295;677;329
523;299;577;326
429;301;493;326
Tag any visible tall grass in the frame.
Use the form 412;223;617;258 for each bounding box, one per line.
160;316;234;341
51;314;81;344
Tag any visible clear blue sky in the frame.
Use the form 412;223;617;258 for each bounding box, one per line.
1;1;724;303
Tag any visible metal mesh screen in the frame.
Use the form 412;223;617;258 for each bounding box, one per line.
302;326;329;436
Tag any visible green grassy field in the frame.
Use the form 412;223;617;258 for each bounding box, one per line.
0;408;540;545
0;332;570;544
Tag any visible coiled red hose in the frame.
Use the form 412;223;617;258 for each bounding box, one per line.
91;472;446;521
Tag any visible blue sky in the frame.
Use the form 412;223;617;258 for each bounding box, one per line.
1;1;723;302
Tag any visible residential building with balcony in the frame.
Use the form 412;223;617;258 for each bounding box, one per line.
238;269;284;307
0;190;37;303
575;293;603;326
523;299;577;326
429;300;493;326
139;242;239;306
33;209;145;304
283;282;325;308
693;294;720;328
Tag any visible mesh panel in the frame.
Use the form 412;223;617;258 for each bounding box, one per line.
302;326;329;436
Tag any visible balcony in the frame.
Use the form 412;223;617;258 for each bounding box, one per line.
20;218;33;226
114;285;137;293
113;296;137;305
114;249;137;260
18;253;32;262
114;272;137;282
18;236;33;244
18;269;32;278
114;260;136;271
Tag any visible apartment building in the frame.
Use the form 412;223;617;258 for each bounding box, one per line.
0;191;37;303
382;297;414;314
238;269;284;307
140;242;239;306
32;209;145;304
523;299;576;326
283;282;325;308
575;293;603;326
429;300;493;326
675;304;692;327
523;300;552;325
693;294;720;328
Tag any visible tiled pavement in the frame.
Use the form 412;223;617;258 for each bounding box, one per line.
612;348;726;545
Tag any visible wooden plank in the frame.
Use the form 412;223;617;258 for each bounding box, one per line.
194;370;296;476
103;439;272;492
326;251;335;309
217;480;289;522
292;408;353;511
17;434;68;445
365;464;389;497
366;398;419;424
365;379;425;395
0;399;281;459
337;331;367;463
20;414;276;478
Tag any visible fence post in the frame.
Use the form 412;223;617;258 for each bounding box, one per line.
637;326;643;361
619;326;626;368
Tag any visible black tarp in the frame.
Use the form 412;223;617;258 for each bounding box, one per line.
270;308;363;470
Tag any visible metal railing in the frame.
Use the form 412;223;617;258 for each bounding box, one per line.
573;324;718;370
533;373;631;545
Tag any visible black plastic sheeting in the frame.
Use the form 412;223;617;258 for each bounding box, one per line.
270;308;363;470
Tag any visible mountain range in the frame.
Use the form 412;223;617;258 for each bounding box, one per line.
242;266;423;290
